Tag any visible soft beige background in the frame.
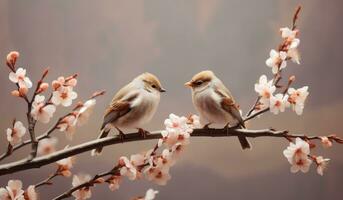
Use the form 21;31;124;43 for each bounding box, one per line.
1;0;342;199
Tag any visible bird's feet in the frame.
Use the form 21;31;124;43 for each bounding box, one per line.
203;123;212;130
115;127;126;143
137;128;150;138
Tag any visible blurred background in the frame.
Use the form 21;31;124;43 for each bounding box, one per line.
1;0;343;199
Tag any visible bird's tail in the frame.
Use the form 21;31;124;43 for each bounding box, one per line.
237;123;252;150
91;127;110;156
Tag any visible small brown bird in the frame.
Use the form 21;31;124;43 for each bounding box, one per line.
91;72;166;156
185;70;251;149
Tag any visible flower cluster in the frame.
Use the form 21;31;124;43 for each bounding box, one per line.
283;138;330;175
0;180;37;200
68;114;200;200
254;25;309;115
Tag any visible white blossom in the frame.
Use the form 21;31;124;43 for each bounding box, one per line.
0;180;25;200
58;115;76;140
254;75;276;106
288;86;309;115
287;48;300;64
30;95;56;123
320;136;333;148
315;156;330;176
269;94;290;114
25;185;38;200
9;68;32;89
107;176;121;191
119;156;137;181
144;189;158;200
283;138;312;173
74;99;96;126
6;121;26;146
266;49;287;74
56;157;74;177
72;174;92;200
37;137;58;156
280;27;300;49
51;86;77;107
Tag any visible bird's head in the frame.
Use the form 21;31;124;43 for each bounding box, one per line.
185;70;216;92
139;72;166;94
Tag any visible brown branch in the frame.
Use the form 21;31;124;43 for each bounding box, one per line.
35;168;59;188
0;127;338;176
53;167;118;200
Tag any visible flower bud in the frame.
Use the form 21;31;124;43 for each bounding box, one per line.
6;51;19;67
19;86;28;95
52;80;61;91
38;82;49;93
67;78;77;87
11;90;20;97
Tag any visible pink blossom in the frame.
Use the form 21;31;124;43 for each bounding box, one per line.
9;68;32;89
56;157;74;177
72;174;92;200
6;121;26;146
74;99;96;126
58;115;76;140
107;176;121;191
266;50;287;74
30;95;56;123
24;185;37;200
280;27;300;49
37;138;58;156
320;136;333;148
288;86;309;115
269;94;290;114
283;138;312;173
254;75;276;104
51;86;77;107
0;180;25;200
6;51;19;66
315;156;330;176
119;156;137;181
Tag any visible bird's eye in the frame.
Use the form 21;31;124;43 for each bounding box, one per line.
195;80;203;85
151;84;157;88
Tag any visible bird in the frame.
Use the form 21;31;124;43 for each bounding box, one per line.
91;72;166;156
184;70;251;149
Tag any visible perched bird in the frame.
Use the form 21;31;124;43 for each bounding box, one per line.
91;72;166;156
185;70;251;149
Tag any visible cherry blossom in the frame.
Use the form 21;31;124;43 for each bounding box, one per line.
280;27;300;49
51;86;78;107
144;165;171;186
266;49;287;74
320;136;333;148
119;156;137;181
52;76;77;91
287;48;300;64
6;51;19;67
269;94;290;114
71;174;92;200
74;99;96;126
24;185;37;200
37;137;58;156
58;115;76;140
144;189;158;200
155;149;175;170
283;138;312;173
315;156;330;176
37;82;49;94
9;68;33;90
56;157;74;177
254;75;276;105
30;95;56;123
107;176;121;191
6;121;26;146
0;180;25;200
288;86;309;115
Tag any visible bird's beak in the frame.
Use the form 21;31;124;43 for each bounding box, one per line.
184;81;192;88
160;88;166;93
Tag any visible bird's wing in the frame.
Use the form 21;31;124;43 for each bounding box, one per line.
101;91;139;130
215;87;245;128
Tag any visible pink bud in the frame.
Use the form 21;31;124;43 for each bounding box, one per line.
39;83;49;93
6;51;19;66
11;90;20;97
19;86;28;95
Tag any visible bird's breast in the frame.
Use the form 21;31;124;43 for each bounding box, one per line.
193;89;234;124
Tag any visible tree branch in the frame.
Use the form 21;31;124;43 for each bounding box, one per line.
0;127;335;176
